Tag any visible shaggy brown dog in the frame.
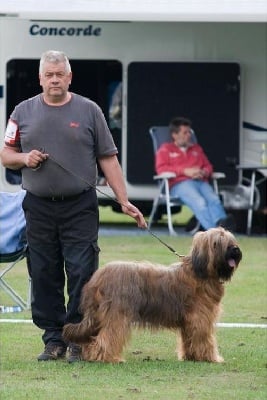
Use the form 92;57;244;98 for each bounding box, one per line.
63;227;242;363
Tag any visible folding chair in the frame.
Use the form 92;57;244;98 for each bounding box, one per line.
0;190;31;310
148;126;225;235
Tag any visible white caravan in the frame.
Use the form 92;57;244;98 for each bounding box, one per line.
0;1;266;214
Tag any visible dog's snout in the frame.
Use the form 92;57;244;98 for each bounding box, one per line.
230;246;242;260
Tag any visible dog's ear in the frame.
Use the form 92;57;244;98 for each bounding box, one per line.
191;233;209;279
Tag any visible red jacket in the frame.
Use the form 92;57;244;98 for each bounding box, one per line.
155;142;213;188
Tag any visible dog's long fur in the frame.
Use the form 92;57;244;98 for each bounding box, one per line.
63;227;242;363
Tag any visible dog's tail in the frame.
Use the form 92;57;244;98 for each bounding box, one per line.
63;317;97;344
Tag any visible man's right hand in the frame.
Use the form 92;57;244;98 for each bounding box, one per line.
25;149;49;169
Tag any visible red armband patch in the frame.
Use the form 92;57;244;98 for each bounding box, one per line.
4;119;20;146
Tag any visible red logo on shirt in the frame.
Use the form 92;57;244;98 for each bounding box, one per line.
70;122;80;128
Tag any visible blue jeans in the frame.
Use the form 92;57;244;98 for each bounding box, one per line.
170;180;226;230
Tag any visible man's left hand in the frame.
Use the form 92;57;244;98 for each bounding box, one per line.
121;201;147;228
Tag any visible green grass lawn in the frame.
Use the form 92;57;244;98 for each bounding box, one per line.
1;324;266;400
0;210;267;400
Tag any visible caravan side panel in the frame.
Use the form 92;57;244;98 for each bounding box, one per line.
0;19;266;204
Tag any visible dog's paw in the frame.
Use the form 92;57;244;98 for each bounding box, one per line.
214;355;224;363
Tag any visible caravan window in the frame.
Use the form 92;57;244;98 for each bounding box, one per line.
127;61;240;186
5;59;122;184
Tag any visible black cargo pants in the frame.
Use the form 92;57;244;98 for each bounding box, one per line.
22;189;99;346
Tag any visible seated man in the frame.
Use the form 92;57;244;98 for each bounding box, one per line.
155;117;235;232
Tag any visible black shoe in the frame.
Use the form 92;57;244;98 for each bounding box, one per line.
217;214;236;232
185;216;201;235
66;343;82;363
37;342;66;361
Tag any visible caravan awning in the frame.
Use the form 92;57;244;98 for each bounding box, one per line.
1;0;267;22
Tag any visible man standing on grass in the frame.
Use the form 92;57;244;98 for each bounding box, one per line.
0;50;146;363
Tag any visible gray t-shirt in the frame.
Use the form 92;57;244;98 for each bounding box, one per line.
6;93;117;197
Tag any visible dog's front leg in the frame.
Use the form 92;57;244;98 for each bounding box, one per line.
177;324;224;363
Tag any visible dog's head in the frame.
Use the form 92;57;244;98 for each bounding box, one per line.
190;227;242;281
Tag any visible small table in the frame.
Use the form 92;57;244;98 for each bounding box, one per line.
236;165;267;235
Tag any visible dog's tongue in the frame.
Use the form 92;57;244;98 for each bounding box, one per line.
228;258;237;268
